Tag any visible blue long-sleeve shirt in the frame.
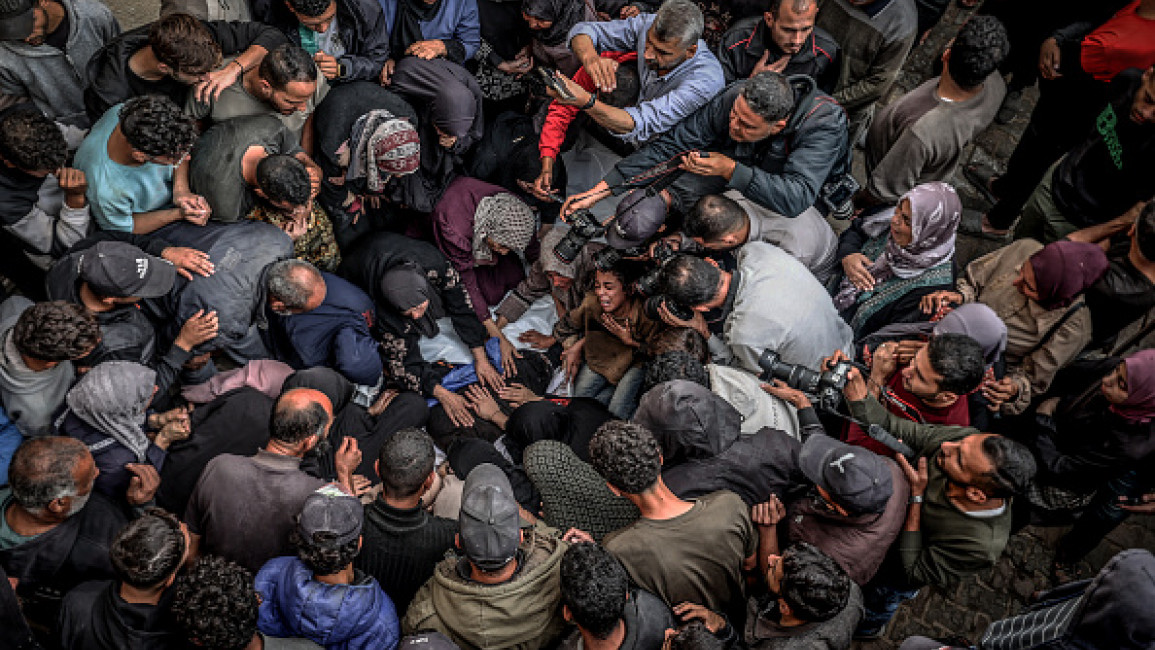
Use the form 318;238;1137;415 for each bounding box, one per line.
264;272;383;386
377;0;481;62
568;14;725;145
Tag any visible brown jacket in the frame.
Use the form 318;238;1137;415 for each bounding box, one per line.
956;239;1093;415
786;457;909;585
553;294;661;384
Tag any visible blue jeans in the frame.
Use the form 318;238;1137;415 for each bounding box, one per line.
572;364;645;420
856;578;921;636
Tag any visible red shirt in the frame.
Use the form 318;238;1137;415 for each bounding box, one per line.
538;51;638;160
843;371;971;457
1081;1;1155;82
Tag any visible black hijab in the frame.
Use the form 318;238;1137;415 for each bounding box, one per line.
379;262;445;338
522;0;590;47
391;0;443;58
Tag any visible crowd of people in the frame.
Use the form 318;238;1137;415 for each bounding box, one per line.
0;0;1154;646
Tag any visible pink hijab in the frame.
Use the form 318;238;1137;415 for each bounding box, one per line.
1110;349;1155;422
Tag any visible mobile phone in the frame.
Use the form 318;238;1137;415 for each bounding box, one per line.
536;67;575;101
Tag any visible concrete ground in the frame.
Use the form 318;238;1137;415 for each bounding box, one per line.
95;0;1155;646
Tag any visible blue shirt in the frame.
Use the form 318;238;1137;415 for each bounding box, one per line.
568;14;725;145
73;103;175;232
378;0;481;60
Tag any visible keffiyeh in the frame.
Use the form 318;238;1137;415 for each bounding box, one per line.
344;109;420;193
472;193;536;264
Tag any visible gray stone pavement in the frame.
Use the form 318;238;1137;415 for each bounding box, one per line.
95;0;1155;646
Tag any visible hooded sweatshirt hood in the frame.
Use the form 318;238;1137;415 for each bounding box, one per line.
633;380;742;466
403;524;567;650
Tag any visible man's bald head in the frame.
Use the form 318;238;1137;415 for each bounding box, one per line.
270;387;334;445
267;259;327;314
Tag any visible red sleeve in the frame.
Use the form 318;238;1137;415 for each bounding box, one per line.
538;51;638;160
539;67;599;160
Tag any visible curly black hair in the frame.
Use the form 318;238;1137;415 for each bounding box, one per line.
948;15;1010;89
290;528;361;575
561;543;629;639
287;0;334;17
0;108;66;173
643;351;710;395
119;95;197;159
13;301;100;362
589;421;662;494
780;542;851;623
110;508;187;589
171;556;259;650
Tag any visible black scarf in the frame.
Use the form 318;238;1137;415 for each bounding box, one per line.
522;0;589;47
379;261;445;338
391;0;442;58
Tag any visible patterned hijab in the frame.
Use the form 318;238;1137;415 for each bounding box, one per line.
66;361;156;462
1110;349;1155;423
835;182;961;310
472;193;536;264
1028;240;1109;310
344;109;420;192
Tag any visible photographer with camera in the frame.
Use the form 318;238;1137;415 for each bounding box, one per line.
562;71;850;275
653;244;852;376
844;334;986;457
831;348;1037;637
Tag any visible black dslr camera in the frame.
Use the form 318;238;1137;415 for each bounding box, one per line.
554;208;606;263
637;241;693;322
758;349;852;407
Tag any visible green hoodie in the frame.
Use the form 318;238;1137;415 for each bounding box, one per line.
402;522;569;649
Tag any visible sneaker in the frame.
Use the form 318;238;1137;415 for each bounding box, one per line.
996;89;1026;125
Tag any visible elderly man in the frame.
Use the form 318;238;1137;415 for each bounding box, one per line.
0;437;137;628
551;0;725;148
261;259;381;387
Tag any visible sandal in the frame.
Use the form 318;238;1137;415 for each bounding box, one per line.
963;161;1001;205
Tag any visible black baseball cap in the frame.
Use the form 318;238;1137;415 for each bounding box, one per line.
458;463;520;571
0;0;36;41
799;435;893;516
608;188;667;249
78;241;177;299
297;483;364;546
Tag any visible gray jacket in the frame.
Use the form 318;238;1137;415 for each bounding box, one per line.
744;582;864;650
712;242;853;374
0;296;76;437
0;0;120;127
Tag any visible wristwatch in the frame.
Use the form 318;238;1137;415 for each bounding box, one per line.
908;495;924;505
579;92;597;111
